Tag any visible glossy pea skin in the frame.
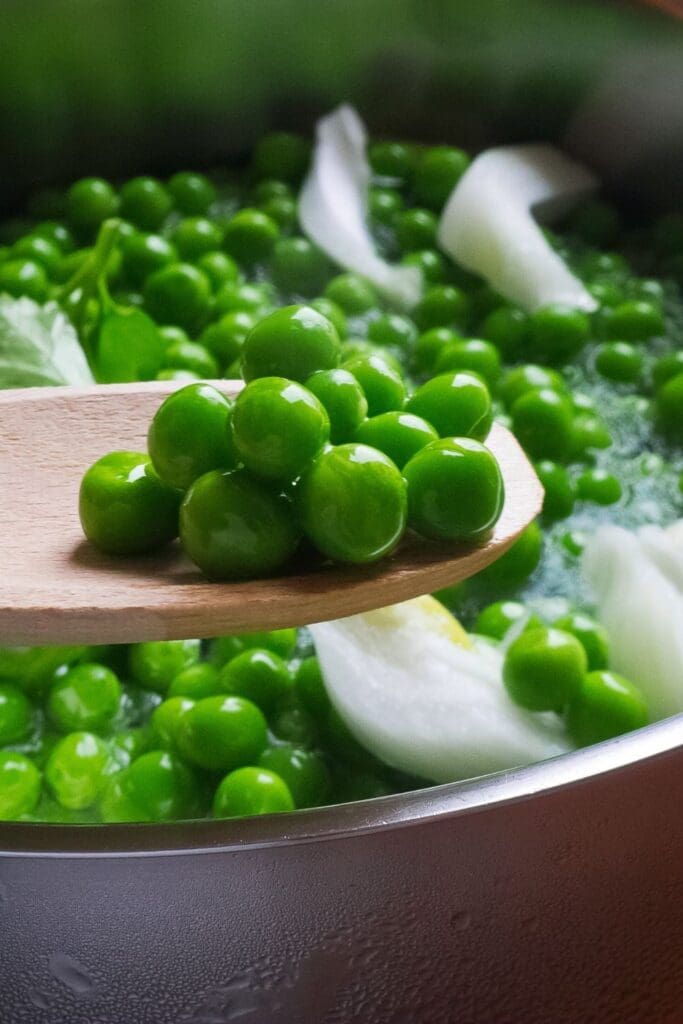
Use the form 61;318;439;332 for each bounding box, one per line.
412;328;461;376
324;273;378;315
395;208;438;251
47;662;121;733
120;232;177;287
223;208;279;264
129;639;201;694
355;411;438;470
406;371;492;441
168;662;220;700
481;306;530;360
270;237;330;296
656;372;683;439
305;368;368;444
178;695;267;773
241;304;341;383
414;284;470;331
503;627;587;712
569;412;612;459
200;311;256;369
367;314;418;354
12;235;62;275
213;766;294;819
231;377;330;481
171;216;223;261
210;628;298;665
500;364;566;410
180;468;301;580
270;704;318;747
511;387;574;461
576;468;622;505
0;752;41;820
369;187;404;225
413;146;469;210
529;304;590;364
251;132;311;183
594;341;643;383
0;259;49;301
535;460;576;519
566;670;648;746
404;437;504;542
294;656;333;719
79;451;181;556
298;443;407;564
342;354;406;416
401;249;447;284
309;297;347;339
475;521;542;590
259;744;330;808
119;177;172;231
45;731;111;810
219;648;293;714
474;601;543;642
32;220;75;254
653;351;683;390
151;697;195;751
66;177;119;236
162;339;218;378
148;383;236;490
251;178;292;204
101;749;202;823
368;141;416;182
434;338;501;386
196;250;241;292
167;172;217;215
0;684;33;745
144;262;212;334
259;195;297;232
554;612;609;671
601;300;664;341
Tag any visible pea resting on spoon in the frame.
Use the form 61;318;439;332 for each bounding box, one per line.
0;380;542;647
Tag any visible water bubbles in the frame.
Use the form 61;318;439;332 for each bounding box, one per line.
28;987;52;1010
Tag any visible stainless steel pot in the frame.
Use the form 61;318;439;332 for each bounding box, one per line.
1;2;682;1021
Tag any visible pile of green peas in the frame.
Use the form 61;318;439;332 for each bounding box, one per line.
1;129;682;821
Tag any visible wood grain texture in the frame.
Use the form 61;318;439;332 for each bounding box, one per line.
0;380;543;645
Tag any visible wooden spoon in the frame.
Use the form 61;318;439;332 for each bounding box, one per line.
0;381;542;646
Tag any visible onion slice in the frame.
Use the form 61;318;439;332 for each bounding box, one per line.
309;598;570;783
299;105;422;311
437;144;598;312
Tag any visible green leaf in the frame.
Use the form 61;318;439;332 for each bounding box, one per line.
0;295;94;389
95;303;166;383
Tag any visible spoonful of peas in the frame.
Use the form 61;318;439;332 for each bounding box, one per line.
0;377;541;647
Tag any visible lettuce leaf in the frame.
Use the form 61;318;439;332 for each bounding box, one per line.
0;295;94;389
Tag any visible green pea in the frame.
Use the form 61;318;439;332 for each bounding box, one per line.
324;273;378;314
401;249;447;284
413;146;469;210
151;697;195;751
148;383;235;490
553;612;609;671
168;663;220;700
219;648;293;713
0;258;49;301
368;141;416;182
412;328;461;376
434;338;501;386
0;752;41;820
475;521;542;589
242;304;341;383
143;262;212;334
251;132;311;183
656;372;683;439
566;671;648;746
45;731;111;809
129;639;201;694
231;376;330;481
368;187;404;224
213;766;294;818
512;387;574;461
251;179;293;204
404;438;504;542
180;468;301;579
170;217;223;261
594;341;643;383
500;364;566;409
156;369;201;383
12;235;62;275
474;601;543;642
529;304;590;364
109;727;151;767
601;300;664;341
652;351;683;391
414;284;470;331
178;695;267;772
367;314;418;353
480;305;529;360
47;662;121;733
588;280;624;308
270;704;318;746
259;744;330;808
0;684;33;745
406;371;492;441
196;250;241;291
259;195;298;232
298;443;407;564
270;237;331;296
570;412;612;458
294;656;333;719
32;220;75;254
342;354;406;416
355;411;438;469
576;469;622;505
101;749;202;822
305;368;368;443
223;208;279;264
215;280;275;317
211;628;298;666
163;339;218;378
198;312;253;368
168;171;216;215
535;460;576;519
561;530;587;557
503;627;587;712
309;297;347;338
79;451;181;556
395;208;438;250
66;177;119;237
120;231;177;287
340;339;403;375
120;176;172;231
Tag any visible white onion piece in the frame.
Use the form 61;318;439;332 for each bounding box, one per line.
309;600;570;783
437;144;598;312
583;524;683;719
299;105;422;311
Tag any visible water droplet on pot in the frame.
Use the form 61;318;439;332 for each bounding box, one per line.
48;953;98;996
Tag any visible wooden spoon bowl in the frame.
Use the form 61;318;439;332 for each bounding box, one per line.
0;381;543;645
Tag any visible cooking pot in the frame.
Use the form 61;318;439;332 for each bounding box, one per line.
1;2;683;1021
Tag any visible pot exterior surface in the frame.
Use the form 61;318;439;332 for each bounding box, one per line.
1;744;682;1024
